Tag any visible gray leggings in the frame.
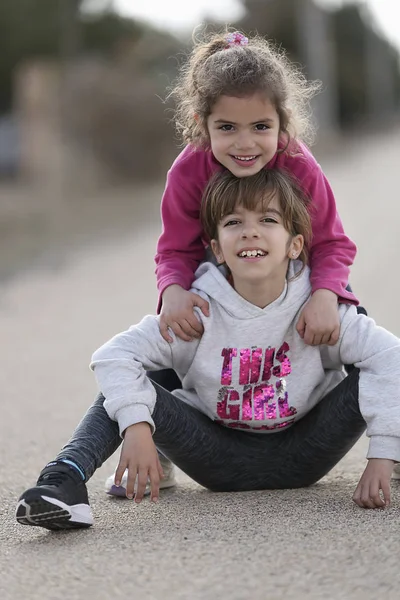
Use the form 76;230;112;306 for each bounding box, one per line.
56;368;366;491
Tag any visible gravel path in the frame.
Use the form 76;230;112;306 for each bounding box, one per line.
1;128;400;599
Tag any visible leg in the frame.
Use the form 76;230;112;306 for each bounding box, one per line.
16;392;122;530
104;369;180;496
147;369;182;391
56;392;122;480
151;369;365;491
58;369;180;481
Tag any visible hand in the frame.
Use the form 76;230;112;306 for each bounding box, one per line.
296;289;340;346
352;458;394;509
159;284;209;342
115;422;164;503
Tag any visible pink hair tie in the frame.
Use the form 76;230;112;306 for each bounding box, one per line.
225;31;249;48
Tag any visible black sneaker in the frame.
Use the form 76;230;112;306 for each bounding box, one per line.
16;462;93;530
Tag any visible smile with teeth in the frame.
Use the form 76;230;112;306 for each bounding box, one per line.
238;249;267;258
233;155;257;161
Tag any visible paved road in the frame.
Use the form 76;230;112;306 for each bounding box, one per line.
1;127;400;600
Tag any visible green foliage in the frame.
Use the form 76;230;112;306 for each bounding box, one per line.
0;0;144;112
332;4;368;124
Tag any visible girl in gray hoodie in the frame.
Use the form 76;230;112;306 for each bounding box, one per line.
16;169;400;530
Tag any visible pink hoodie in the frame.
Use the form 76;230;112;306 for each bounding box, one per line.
155;140;358;309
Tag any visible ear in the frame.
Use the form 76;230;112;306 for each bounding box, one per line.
288;234;304;260
211;239;224;264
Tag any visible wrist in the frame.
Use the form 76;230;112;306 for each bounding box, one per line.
124;422;152;436
162;284;185;300
312;288;338;302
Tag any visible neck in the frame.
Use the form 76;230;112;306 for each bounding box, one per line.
231;272;287;308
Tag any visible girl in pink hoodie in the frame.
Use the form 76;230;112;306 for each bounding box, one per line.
156;29;360;347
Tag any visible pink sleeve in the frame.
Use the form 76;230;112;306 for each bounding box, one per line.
155;164;207;311
305;165;358;304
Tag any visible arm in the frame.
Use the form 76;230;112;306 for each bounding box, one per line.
323;306;400;460
305;166;358;304
155;151;213;339
90;315;200;436
323;307;400;508
155;163;208;308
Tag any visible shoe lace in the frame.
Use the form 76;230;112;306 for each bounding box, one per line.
38;471;70;487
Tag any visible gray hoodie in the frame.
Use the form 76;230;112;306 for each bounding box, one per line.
90;262;400;461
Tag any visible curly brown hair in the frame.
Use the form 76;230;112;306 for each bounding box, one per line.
169;29;321;148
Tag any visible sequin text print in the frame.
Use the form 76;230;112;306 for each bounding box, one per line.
216;344;297;430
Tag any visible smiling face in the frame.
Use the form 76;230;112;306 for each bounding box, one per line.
206;93;280;177
211;194;303;305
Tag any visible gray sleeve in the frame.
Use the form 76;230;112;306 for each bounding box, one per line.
323;305;400;460
90;315;199;436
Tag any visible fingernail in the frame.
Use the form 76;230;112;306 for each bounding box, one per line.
115;480;120;487
135;498;142;504
152;497;159;503
127;493;133;499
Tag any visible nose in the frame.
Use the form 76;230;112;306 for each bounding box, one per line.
235;130;255;151
241;223;260;238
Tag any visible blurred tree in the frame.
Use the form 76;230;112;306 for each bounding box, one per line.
333;3;400;123
237;0;399;126
0;0;144;113
332;4;368;124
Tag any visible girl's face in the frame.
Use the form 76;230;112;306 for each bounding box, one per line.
211;194;303;299
206;93;280;178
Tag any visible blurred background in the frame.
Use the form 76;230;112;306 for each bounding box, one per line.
0;0;399;289
2;4;400;592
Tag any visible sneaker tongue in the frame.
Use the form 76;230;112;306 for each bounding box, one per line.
39;471;68;487
40;472;66;486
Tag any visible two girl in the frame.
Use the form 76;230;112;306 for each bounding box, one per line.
16;168;400;530
102;28;365;496
17;29;391;531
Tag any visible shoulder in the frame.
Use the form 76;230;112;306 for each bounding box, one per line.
168;144;221;183
273;138;322;183
286;262;312;305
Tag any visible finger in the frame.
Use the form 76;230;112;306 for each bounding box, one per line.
296;316;305;338
381;479;391;507
303;330;314;346
192;294;210;317
319;333;332;346
328;327;340;345
134;467;149;503
185;315;204;336
352;483;363;507
169;322;192;342
159;321;173;343
156;456;165;480
115;460;127;487
126;466;138;500
180;319;202;338
312;334;323;347
368;480;385;509
149;466;161;503
360;484;376;509
354;482;373;508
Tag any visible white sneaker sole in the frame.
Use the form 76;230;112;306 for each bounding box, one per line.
16;495;93;529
